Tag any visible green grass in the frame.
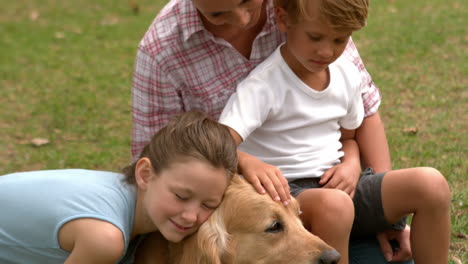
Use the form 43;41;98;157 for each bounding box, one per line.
1;0;166;171
352;1;467;262
1;0;466;262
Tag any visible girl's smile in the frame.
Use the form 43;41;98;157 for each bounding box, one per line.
136;157;230;242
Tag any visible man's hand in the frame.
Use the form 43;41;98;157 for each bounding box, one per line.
238;151;291;205
376;225;412;262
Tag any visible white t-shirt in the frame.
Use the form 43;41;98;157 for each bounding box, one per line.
219;45;364;180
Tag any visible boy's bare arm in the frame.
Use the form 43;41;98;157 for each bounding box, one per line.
340;128;361;170
320;128;361;197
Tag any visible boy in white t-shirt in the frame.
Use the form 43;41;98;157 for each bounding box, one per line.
219;0;450;263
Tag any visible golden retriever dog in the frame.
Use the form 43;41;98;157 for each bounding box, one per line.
136;175;340;264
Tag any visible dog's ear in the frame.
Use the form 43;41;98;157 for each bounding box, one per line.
197;208;230;264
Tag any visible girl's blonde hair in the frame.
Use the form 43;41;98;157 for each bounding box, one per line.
275;0;369;31
122;111;238;184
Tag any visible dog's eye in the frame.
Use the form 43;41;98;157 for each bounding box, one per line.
265;220;284;233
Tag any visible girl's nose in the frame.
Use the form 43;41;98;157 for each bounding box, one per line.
180;206;198;224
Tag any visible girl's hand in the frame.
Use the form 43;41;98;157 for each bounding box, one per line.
238;151;291;206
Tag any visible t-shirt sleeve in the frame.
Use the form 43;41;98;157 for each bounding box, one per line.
219;78;273;141
338;62;365;130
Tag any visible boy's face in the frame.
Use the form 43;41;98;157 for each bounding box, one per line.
142;159;229;242
193;0;264;29
277;5;351;76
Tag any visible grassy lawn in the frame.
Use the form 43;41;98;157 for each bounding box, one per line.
1;0;466;262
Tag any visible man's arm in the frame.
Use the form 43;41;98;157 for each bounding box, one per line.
346;37;412;262
355;112;392;173
131;48;182;160
356;113;413;262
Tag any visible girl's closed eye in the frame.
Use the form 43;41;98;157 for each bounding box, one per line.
202;203;218;210
175;193;188;201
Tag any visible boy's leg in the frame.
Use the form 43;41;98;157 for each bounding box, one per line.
349;236;414;264
381;167;450;264
296;188;354;264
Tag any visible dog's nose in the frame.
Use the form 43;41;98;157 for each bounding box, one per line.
318;249;340;264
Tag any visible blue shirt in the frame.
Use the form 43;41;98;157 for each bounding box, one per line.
0;169;136;264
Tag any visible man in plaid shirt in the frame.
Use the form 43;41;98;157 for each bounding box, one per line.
131;0;382;159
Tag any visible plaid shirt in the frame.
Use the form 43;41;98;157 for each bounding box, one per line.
131;0;381;159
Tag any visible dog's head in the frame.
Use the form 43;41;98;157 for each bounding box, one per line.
172;175;340;264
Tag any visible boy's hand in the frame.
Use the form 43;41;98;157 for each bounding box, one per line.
228;127;290;205
322;131;361;198
238;151;291;205
320;159;360;198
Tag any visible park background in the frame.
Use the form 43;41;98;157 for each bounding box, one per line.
1;0;466;262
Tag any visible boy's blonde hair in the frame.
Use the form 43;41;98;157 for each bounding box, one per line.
122;111;238;184
274;0;369;31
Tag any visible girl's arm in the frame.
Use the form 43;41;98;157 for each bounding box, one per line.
59;218;125;264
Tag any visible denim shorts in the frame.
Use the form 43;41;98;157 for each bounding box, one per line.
289;168;407;238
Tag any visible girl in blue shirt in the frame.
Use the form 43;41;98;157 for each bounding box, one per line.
0;111;237;264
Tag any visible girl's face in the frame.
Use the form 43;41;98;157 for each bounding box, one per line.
140;158;229;242
193;0;265;29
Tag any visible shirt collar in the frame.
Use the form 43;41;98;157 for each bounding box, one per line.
259;0;277;36
180;0;205;41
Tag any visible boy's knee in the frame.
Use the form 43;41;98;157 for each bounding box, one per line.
320;189;354;222
416;167;451;207
298;189;354;232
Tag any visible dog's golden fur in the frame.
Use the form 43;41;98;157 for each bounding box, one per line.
136;175;339;264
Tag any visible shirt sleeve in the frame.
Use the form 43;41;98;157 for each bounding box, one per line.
131;47;183;160
219;78;273;141
341;38;381;117
338;64;365;130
